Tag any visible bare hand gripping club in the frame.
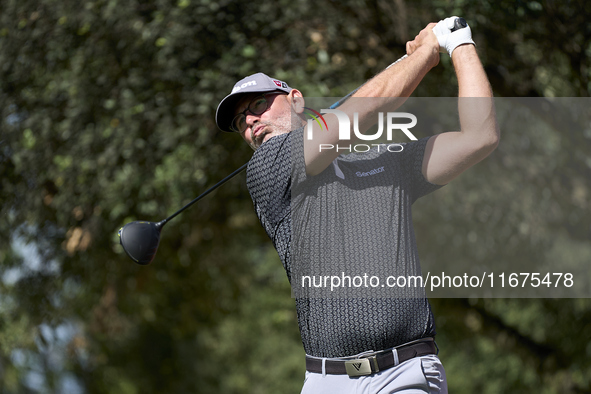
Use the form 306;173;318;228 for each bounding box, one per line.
118;17;468;265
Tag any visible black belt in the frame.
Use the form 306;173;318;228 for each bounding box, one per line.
305;339;437;377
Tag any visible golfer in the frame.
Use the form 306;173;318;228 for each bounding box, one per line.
216;18;498;394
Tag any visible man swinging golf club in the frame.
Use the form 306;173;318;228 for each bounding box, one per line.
215;17;498;393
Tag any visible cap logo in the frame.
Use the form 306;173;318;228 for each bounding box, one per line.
273;80;282;87
232;80;257;93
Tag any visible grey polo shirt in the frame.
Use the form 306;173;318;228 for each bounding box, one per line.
247;127;442;357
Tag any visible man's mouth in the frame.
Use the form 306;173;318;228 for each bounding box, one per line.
253;124;265;137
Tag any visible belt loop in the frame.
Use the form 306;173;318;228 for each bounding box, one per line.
322;358;326;377
392;348;399;366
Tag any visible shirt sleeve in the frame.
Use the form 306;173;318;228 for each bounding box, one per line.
400;136;444;203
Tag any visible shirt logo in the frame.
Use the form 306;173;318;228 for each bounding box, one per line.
356;166;385;177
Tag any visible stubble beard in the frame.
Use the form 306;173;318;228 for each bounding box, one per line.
249;109;301;151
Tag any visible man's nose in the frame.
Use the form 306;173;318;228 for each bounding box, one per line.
245;113;260;128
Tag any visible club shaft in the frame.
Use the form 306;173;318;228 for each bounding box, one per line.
160;18;467;226
329;54;408;109
158;59;383;227
160;162;248;226
330;17;465;109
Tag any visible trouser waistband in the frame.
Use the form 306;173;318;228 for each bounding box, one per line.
305;338;438;377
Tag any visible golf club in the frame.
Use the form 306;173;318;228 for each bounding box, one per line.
118;163;247;265
118;17;467;265
330;17;467;109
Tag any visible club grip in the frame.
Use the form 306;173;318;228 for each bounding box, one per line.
438;17;468;53
451;17;468;32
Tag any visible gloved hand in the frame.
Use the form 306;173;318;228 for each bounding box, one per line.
433;16;475;57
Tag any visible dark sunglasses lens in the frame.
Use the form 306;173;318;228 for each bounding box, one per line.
250;97;268;115
231;115;246;133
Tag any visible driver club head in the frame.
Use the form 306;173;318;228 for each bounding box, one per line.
118;221;163;265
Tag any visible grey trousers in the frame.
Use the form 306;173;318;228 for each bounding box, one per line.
301;355;447;394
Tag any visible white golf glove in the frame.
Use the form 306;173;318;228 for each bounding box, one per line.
433;16;475;57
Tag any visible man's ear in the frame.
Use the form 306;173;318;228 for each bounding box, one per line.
289;89;305;114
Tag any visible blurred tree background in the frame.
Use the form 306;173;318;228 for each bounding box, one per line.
1;0;590;392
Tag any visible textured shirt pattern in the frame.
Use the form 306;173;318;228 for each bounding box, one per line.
247;128;442;357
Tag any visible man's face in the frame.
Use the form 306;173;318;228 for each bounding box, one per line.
233;92;298;150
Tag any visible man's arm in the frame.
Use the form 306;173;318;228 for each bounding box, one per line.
422;43;500;185
303;25;440;176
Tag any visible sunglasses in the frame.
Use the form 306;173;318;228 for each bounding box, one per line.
230;92;287;133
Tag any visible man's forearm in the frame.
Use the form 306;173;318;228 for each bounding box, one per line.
304;41;439;175
453;44;493;98
355;44;438;100
341;45;438;133
453;44;499;150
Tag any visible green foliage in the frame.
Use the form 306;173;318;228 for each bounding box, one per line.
0;0;590;393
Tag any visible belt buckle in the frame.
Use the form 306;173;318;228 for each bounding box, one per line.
344;356;378;377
